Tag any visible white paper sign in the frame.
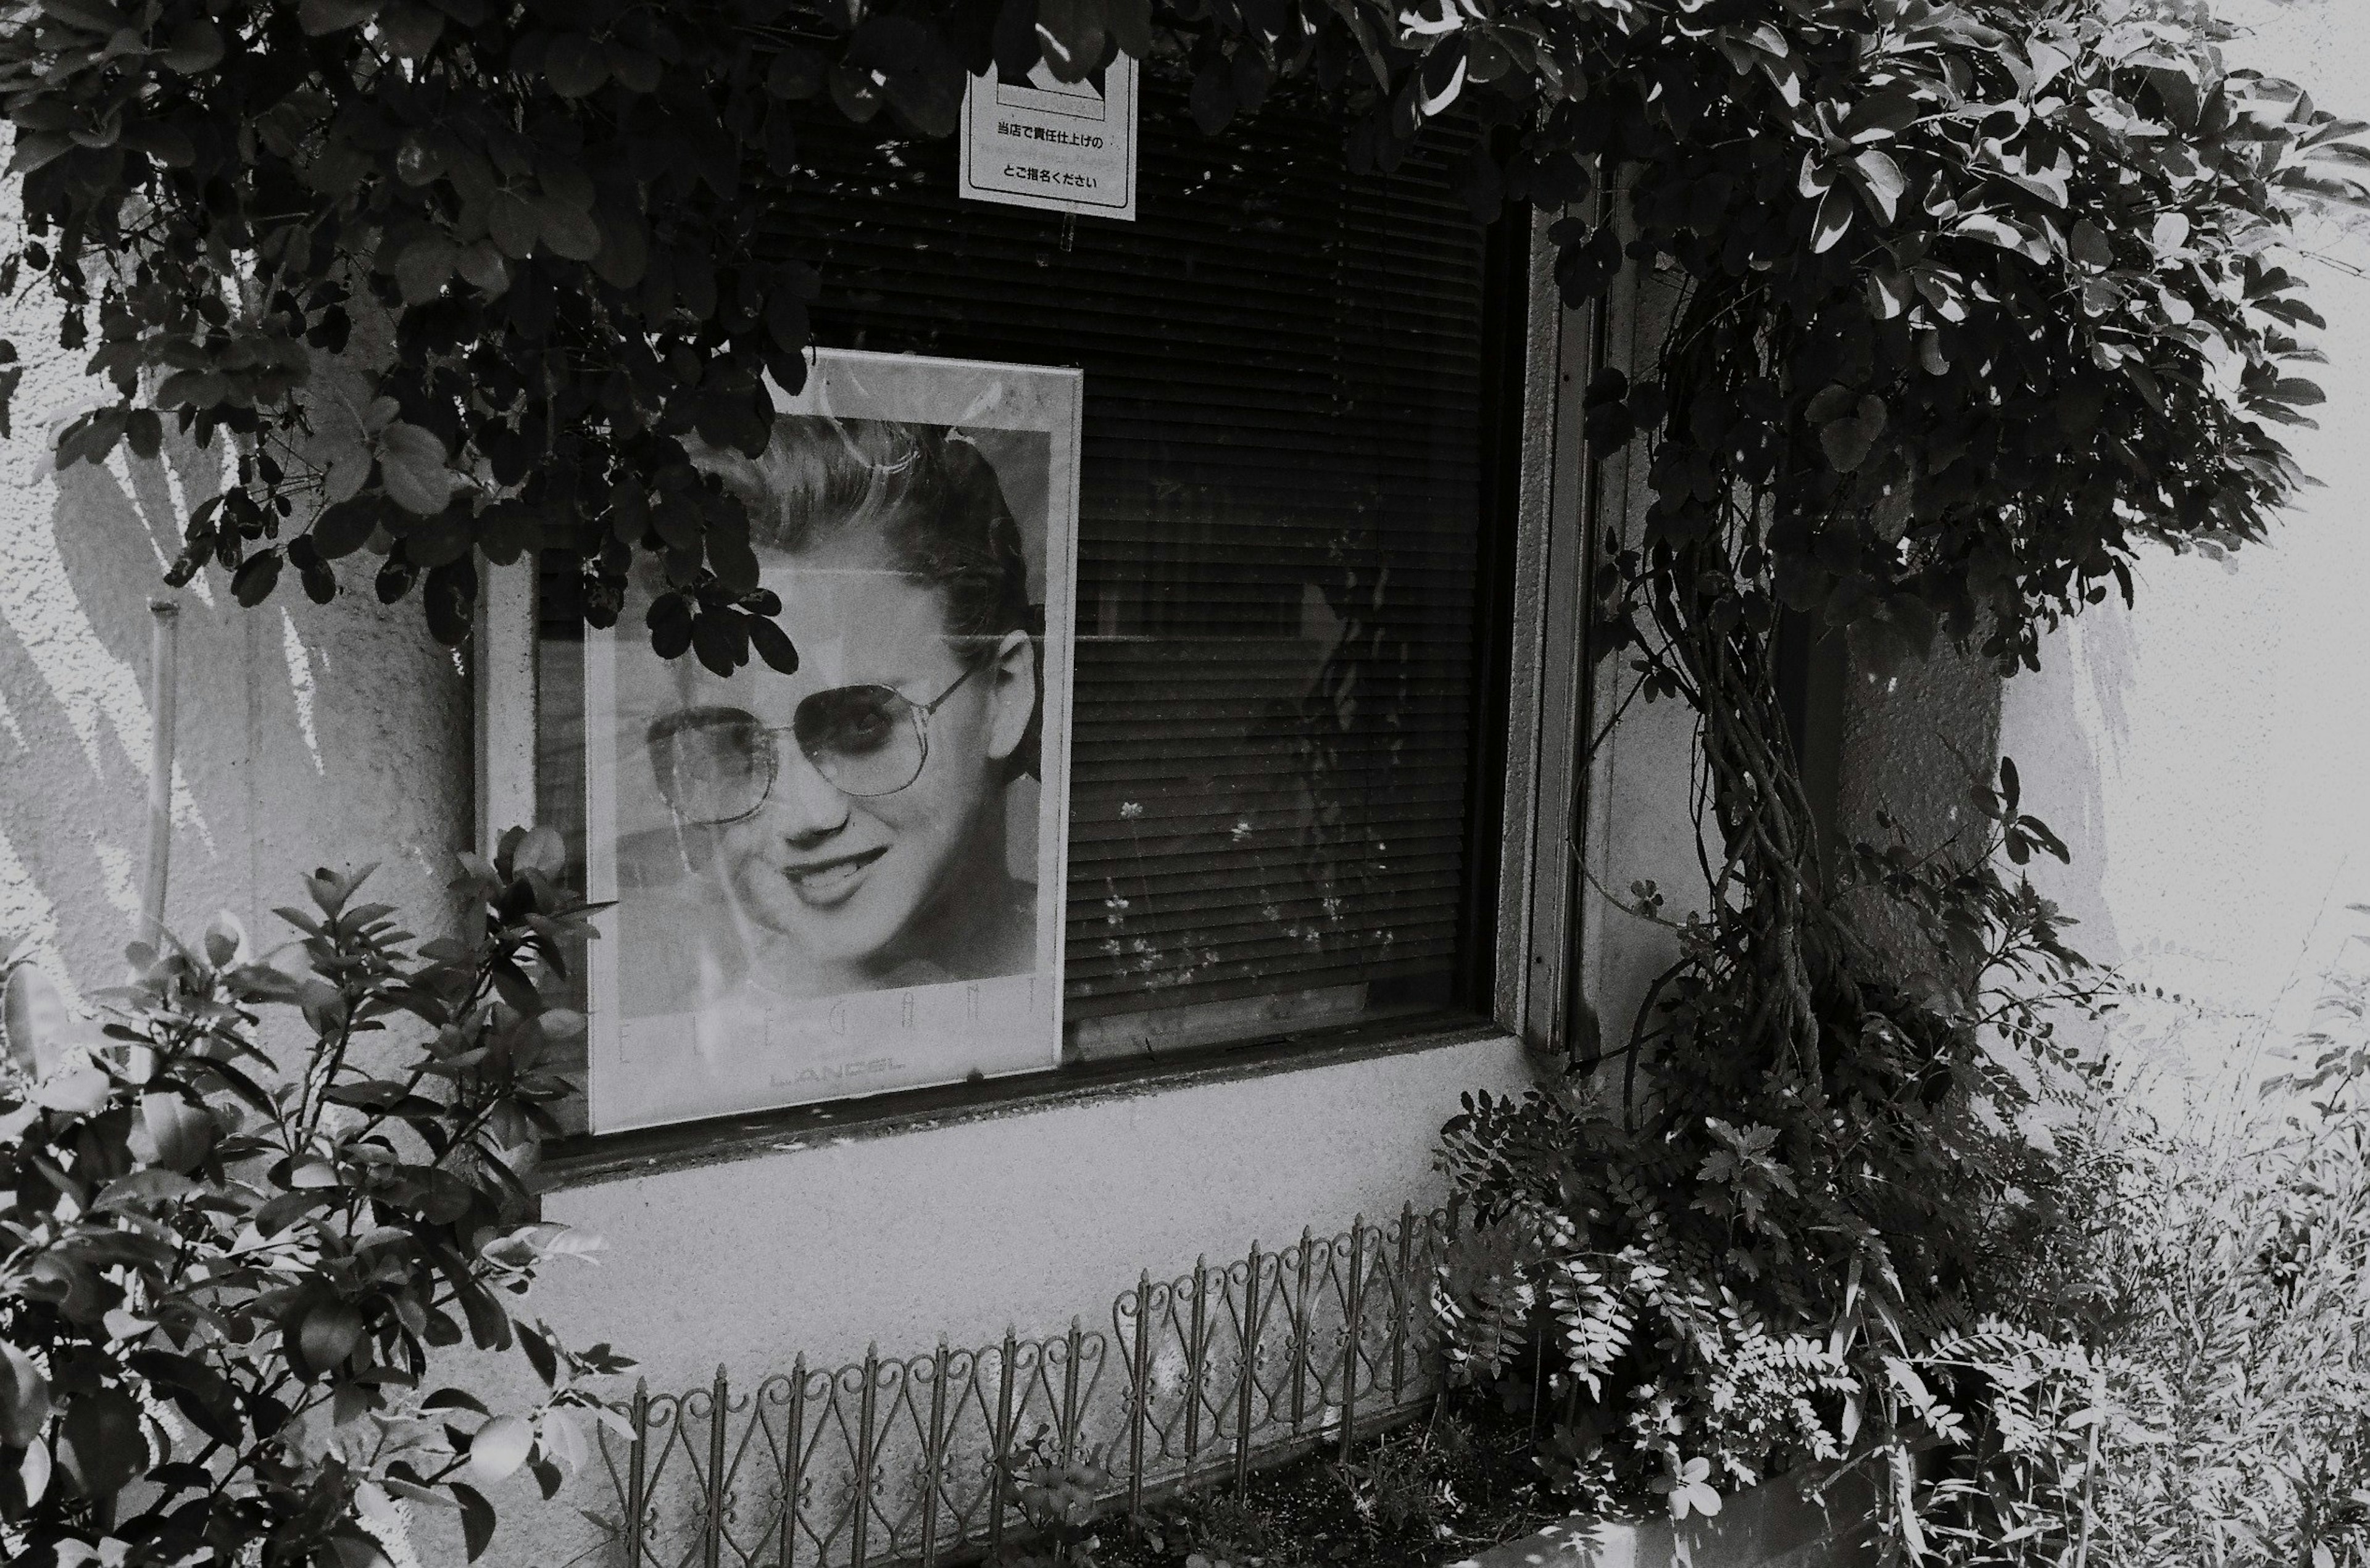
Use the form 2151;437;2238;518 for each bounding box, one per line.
958;55;1138;222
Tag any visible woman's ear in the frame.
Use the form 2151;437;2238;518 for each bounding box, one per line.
984;629;1037;763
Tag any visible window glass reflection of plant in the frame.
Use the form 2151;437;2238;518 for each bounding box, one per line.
620;417;1042;1011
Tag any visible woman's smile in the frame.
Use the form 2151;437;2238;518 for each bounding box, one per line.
780;843;887;906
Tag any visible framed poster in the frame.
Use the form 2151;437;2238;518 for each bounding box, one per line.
581;351;1081;1133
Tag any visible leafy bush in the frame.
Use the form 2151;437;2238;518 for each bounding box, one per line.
1910;958;2370;1568
1432;760;2098;1523
0;830;626;1568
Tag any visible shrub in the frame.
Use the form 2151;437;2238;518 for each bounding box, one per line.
1914;958;2370;1568
0;829;626;1568
1433;762;2096;1525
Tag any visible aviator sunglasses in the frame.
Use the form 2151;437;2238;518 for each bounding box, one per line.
646;652;993;824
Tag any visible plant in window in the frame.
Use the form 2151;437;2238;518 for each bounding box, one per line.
0;830;624;1568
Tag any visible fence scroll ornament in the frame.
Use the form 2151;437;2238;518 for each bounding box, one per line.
593;1206;1452;1568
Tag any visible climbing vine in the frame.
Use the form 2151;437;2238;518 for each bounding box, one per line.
0;0;2361;1539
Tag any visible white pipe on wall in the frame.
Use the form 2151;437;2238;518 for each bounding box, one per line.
140;596;180;945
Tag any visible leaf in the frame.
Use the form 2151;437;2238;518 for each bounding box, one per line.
34;1065;111;1115
1033;0;1107;83
139;1093;215;1169
57;1387;143;1498
515;823;567;878
299;0;381;34
1865;268;1911;319
451;1480;498;1560
1819;398;1887;473
530;196;602;262
520;1322;560;1387
1811;186;1853;254
747;613;799;674
2070;218;2112;268
543;35;609;97
298;1300;367;1378
468;1414;534;1483
161;18;225;72
311;497;384;560
489;191;541;259
1850;149;1906;222
18;1435;51;1508
424;1387;491;1415
376;423;454;516
394;238;457;304
2152;210;2192;255
1189;58;1234;135
379;0;443;57
0;1342;51;1448
232;549;284;607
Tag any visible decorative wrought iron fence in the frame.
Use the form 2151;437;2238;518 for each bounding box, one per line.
597;1204;1453;1568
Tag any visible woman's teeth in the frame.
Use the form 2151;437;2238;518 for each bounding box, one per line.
784;848;881;905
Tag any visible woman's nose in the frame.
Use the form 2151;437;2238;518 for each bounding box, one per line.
768;743;850;841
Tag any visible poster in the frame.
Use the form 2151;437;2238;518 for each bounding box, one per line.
583;351;1081;1133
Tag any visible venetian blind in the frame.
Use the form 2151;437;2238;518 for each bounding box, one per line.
760;75;1499;1058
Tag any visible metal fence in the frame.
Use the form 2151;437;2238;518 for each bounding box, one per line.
597;1204;1453;1568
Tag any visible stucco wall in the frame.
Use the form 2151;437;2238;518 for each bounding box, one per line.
1997;0;2370;1081
0;196;473;1015
1576;267;1715;1052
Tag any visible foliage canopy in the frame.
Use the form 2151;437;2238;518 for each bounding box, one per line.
0;0;2353;673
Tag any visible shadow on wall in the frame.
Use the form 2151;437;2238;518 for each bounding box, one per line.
1833;619;2124;981
0;410;473;1019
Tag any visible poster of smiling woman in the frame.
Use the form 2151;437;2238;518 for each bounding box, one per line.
581;351;1081;1134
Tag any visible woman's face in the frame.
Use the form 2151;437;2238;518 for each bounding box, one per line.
667;536;1036;977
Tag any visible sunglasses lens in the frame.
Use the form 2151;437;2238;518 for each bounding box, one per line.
794;686;923;795
650;711;773;824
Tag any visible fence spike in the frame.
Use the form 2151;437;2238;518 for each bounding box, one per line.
625;1378;651;1568
1235;1238;1262;1490
921;1338;952;1567
781;1355;807;1568
1127;1269;1153;1517
989;1324;1019;1560
1341;1217;1367;1463
1291;1226;1315;1433
702;1366;728;1568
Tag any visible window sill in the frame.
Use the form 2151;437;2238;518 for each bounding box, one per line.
536;1011;1520;1190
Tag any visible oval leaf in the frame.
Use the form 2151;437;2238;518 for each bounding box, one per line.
376;422;454;516
298;1300;366;1375
0;1342;51;1449
468;1414;534;1483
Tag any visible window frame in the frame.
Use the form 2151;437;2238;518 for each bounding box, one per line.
474;206;1597;1183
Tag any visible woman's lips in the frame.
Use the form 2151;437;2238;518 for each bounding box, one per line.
781;845;886;906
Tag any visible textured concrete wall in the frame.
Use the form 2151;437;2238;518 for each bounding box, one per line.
1998;0;2370;1077
0;201;472;1018
1577;265;1714;1053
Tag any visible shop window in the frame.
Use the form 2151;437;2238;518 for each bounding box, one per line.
526;76;1521;1139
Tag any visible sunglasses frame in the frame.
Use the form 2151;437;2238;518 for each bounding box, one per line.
647;653;992;824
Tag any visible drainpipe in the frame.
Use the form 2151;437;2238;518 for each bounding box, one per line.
140;596;181;946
